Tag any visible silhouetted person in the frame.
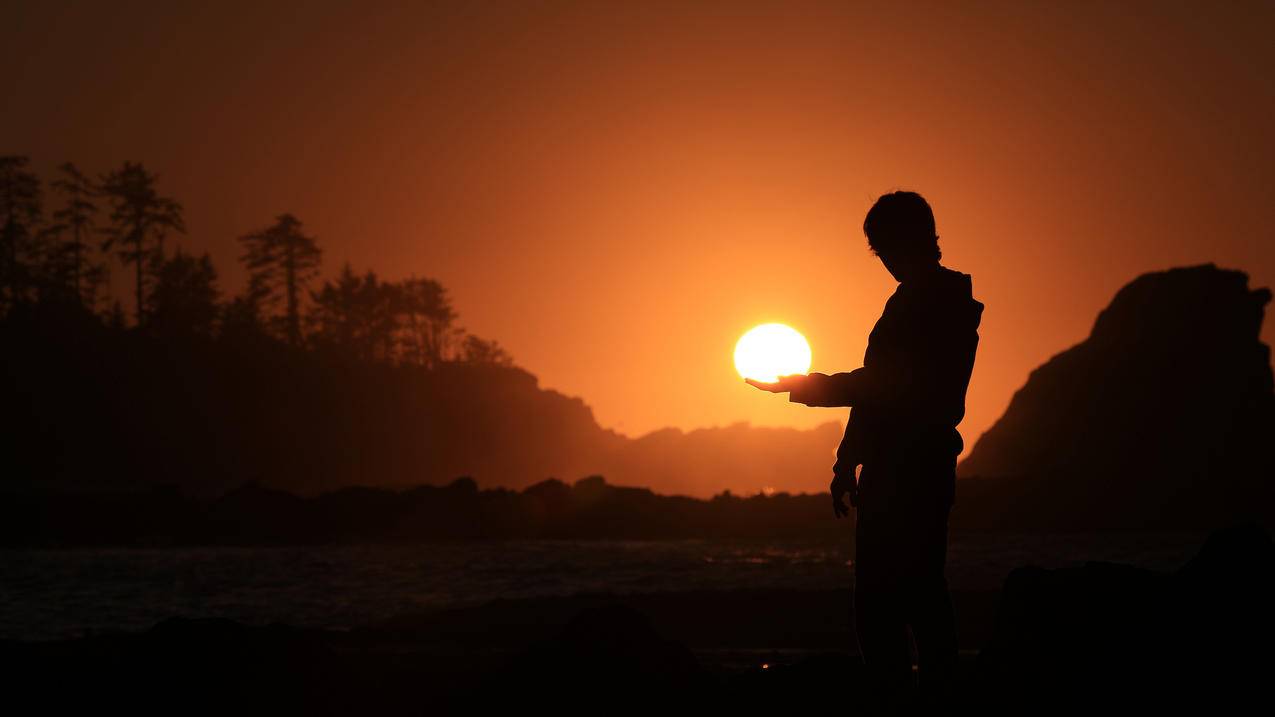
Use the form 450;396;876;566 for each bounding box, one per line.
749;191;982;705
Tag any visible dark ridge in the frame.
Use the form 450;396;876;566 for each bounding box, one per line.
0;475;846;547
957;264;1275;530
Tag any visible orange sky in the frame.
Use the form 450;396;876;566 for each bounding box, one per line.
4;1;1274;457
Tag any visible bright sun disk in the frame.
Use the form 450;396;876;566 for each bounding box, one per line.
734;323;812;382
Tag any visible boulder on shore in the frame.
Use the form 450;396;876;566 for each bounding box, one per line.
975;524;1275;706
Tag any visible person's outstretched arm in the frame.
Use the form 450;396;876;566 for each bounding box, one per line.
745;369;871;407
789;370;869;407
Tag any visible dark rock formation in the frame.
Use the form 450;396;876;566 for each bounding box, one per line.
957;265;1275;530
975;524;1275;707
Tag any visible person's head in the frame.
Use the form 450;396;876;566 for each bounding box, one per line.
862;191;941;282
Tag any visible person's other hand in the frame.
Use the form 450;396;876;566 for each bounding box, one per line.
745;374;807;393
830;473;854;519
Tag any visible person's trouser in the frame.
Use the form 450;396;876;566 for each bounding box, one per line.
853;462;957;704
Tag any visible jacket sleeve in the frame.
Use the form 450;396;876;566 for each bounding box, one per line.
788;370;870;407
832;413;864;477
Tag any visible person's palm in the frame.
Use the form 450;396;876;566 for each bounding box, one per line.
744;374;807;393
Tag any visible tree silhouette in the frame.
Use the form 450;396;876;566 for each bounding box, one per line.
308;268;478;366
459;334;513;366
47;163;105;308
146;250;220;338
99;162;185;325
106;299;127;330
238;214;321;346
219;271;274;344
306;265;515;368
394;276;460;368
309;264;398;361
0;155;44;312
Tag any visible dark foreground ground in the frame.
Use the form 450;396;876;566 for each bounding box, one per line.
2;588;991;713
4;525;1274;713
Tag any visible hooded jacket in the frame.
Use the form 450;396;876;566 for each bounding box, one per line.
789;265;983;503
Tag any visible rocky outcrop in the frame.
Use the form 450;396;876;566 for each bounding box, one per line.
976;524;1275;707
957;265;1275;529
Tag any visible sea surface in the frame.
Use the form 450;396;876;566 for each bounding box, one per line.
0;532;1208;641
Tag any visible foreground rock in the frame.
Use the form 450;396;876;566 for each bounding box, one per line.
976;524;1275;706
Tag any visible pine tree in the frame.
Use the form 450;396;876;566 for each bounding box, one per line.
49;162;105;307
238;214;321;346
309;264;396;361
147;250;220;338
0;155;43;312
99;162;185;325
393;276;460;368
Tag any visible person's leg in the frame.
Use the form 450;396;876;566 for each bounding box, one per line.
855;580;913;698
907;502;958;704
854;495;915;703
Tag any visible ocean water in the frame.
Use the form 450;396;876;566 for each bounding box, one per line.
0;533;1207;641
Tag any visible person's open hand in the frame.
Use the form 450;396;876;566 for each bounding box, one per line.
745;374;807;393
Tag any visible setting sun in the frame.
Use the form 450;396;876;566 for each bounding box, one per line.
734;323;812;383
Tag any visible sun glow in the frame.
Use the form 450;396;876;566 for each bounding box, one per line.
734;323;812;383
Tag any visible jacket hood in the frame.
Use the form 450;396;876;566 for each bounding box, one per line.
907;266;984;326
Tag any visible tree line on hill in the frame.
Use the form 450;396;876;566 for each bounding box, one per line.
0;154;510;365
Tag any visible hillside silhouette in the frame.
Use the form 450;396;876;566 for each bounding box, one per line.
957;264;1275;530
1;154;842;501
1;313;842;499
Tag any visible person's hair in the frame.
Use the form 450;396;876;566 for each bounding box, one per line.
862;191;941;262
